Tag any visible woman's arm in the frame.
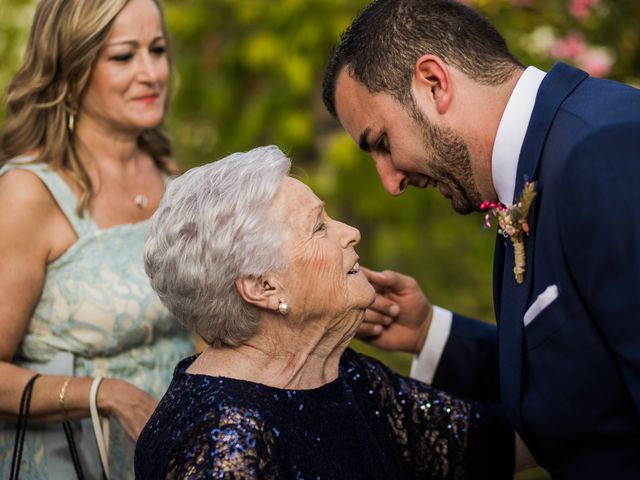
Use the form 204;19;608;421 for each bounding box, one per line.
352;350;517;478
0;169;157;439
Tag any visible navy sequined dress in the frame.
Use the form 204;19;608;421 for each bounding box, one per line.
135;349;513;479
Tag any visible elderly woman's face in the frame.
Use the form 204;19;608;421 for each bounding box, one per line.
271;178;375;318
81;0;169;132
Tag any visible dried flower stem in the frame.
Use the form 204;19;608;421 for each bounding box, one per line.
481;180;537;285
513;240;526;284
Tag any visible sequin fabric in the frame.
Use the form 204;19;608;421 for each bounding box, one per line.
135;348;513;479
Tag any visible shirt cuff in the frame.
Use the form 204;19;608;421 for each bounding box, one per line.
409;305;453;384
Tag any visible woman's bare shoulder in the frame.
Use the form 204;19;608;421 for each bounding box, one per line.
0;167;58;213
0;168;69;250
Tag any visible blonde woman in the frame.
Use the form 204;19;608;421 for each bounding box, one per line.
0;0;192;478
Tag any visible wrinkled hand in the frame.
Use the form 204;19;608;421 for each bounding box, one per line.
97;378;158;440
357;267;433;355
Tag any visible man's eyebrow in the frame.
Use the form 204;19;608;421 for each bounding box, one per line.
358;127;372;153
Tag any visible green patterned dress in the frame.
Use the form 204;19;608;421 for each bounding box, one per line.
0;158;194;479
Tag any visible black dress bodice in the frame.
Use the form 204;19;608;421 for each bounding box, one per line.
135;348;513;479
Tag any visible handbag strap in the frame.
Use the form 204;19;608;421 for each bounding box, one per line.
90;376;110;480
10;374;87;480
10;374;40;480
62;420;86;479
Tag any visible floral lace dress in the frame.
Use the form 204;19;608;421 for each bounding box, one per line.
0;158;194;479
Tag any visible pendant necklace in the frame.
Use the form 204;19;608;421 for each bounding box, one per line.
134;193;149;209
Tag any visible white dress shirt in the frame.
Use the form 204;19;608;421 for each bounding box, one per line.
411;67;547;384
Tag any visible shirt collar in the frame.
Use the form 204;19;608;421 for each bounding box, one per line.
491;66;547;206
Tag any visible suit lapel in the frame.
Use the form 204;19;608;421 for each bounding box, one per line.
513;63;588;195
496;63;588;437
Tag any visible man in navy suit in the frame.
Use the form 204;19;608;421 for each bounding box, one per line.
322;0;640;477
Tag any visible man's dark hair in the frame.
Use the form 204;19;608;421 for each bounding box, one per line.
322;0;522;117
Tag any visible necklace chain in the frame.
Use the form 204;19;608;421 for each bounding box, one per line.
78;147;150;209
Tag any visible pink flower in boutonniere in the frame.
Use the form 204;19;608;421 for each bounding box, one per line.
480;181;537;284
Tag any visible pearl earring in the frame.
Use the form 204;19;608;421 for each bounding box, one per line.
278;299;289;315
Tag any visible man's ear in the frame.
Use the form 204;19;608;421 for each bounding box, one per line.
413;54;452;115
235;275;280;312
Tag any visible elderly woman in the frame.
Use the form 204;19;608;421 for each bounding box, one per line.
135;146;514;479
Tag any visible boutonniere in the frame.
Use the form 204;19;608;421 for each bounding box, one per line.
480;181;537;284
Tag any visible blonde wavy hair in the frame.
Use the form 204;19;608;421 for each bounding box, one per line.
1;0;177;215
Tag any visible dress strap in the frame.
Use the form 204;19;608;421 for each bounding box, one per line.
0;157;95;237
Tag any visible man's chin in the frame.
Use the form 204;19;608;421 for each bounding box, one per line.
450;196;474;215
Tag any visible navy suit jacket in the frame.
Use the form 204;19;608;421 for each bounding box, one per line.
432;63;640;478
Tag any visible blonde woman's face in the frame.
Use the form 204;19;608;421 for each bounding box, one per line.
80;0;169;133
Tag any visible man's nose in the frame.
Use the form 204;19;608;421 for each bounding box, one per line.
375;159;407;196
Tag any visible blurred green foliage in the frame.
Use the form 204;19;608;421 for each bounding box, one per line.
1;1;638;477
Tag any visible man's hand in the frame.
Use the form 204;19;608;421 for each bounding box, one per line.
357;267;433;355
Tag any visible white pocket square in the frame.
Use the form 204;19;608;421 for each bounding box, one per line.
523;285;559;326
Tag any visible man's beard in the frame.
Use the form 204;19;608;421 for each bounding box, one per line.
409;101;482;214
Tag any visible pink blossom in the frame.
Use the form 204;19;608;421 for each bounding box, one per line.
548;31;614;78
569;0;600;19
479;201;498;211
576;48;614;77
550;32;586;59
